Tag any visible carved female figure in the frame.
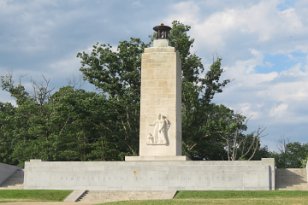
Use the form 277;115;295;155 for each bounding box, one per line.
147;114;170;145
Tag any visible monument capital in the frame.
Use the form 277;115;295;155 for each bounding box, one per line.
153;23;171;39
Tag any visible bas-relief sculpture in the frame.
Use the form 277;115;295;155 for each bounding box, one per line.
146;114;170;145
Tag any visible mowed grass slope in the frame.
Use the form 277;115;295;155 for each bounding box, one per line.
0;190;71;202
103;191;308;205
176;190;308;198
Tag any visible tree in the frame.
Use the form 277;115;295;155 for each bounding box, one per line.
0;74;131;165
77;38;147;157
0;74;52;166
272;141;308;168
49;86;126;161
0;102;17;165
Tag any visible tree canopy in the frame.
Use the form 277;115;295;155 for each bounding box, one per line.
271;141;308;168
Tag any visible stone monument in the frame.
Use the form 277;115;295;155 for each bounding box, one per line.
125;24;186;161
24;24;275;191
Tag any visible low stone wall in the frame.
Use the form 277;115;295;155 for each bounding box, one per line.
306;161;308;182
275;168;307;190
24;158;275;191
0;163;19;185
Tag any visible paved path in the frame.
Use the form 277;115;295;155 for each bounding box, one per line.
1;203;94;205
80;191;176;204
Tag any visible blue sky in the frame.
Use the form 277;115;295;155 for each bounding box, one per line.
0;0;307;150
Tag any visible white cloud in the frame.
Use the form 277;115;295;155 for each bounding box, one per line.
167;1;200;25
0;91;16;106
268;81;308;102
237;103;261;120
48;54;80;77
281;63;308;78
217;58;308;149
219;53;308;119
166;0;307;58
269;102;289;118
223;49;278;88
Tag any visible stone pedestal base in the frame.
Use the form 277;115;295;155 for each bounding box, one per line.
24;158;275;191
125;156;187;161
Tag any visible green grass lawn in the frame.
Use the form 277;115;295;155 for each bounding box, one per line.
1;190;308;204
176;190;308;198
102;191;308;205
0;190;71;203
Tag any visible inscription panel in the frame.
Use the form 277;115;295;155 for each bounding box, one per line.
24;161;271;190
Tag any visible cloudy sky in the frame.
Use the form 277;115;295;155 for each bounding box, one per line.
0;0;307;150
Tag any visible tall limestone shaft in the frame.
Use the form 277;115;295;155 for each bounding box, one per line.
126;24;186;161
139;24;183;158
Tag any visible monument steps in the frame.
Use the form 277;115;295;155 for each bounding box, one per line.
0;169;24;189
76;190;89;202
64;190;89;202
78;191;177;203
276;168;308;190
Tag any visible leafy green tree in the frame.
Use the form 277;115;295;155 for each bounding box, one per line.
77;38;147;157
0;75;53;166
0;102;17;165
272;142;308;168
49;86;125;161
0;74;132;165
